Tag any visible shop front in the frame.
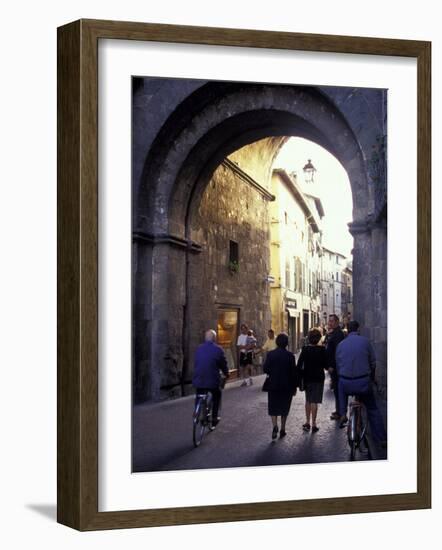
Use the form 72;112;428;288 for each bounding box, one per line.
216;308;240;376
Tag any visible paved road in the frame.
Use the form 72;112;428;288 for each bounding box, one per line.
133;374;386;472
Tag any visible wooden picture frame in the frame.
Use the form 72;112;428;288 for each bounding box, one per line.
57;18;431;531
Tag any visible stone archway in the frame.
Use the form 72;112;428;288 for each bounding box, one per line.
133;81;387;402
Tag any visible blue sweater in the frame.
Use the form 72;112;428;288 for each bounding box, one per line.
192;341;228;388
335;332;376;379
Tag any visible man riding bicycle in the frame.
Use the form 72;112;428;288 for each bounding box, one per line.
335;321;387;444
192;329;229;427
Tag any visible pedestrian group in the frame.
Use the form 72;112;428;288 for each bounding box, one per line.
192;315;386;445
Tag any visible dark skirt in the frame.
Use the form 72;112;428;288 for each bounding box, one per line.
304;381;324;404
268;390;293;416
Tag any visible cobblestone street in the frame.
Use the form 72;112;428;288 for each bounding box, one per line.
133;373;387;472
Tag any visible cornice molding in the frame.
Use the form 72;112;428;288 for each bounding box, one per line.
223;159;275;201
133;231;202;253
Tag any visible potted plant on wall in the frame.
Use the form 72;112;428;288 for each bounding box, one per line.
228;260;239;274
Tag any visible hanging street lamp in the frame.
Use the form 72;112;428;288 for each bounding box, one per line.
303;158;317;184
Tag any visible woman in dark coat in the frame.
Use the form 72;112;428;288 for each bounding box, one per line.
263;332;299;439
297;328;328;433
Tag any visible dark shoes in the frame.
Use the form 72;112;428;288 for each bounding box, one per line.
271;426;287;439
303;423;319;433
330;412;340;420
339;417;348;429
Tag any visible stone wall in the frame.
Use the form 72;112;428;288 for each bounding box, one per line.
185;160;272;390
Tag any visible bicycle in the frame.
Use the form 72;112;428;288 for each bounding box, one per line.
192;390;213;448
346;395;372;461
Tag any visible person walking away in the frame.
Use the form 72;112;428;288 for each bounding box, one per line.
263;332;300;440
192;329;229;427
297;328;328;433
325;314;345;420
335;321;387;444
244;329;257;385
237;323;250;387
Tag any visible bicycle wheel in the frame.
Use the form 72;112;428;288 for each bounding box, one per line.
349;439;357;461
359;407;371;458
193;399;206;447
347;410;358;461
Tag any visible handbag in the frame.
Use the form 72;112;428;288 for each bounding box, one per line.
298;376;305;392
297;348;306;391
262;375;271;392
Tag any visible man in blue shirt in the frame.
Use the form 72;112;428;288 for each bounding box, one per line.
192;329;229;427
336;321;387;443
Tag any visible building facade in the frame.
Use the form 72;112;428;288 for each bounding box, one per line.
269;169;324;352
320;247;351;326
186;153;274;383
341;262;354;327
